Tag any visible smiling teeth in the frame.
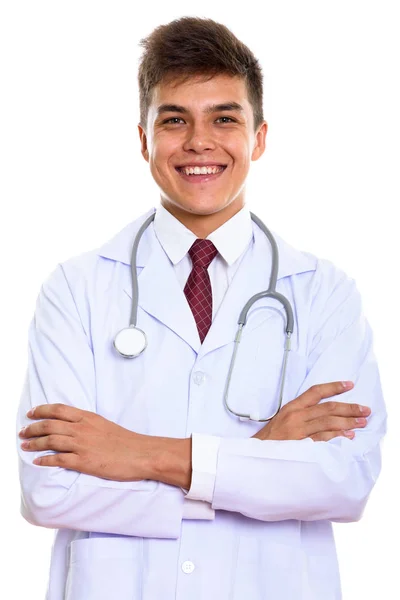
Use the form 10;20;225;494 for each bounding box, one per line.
180;165;224;175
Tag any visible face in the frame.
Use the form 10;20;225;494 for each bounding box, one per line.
138;73;267;229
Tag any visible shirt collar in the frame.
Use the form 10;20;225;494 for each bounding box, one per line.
96;205;318;279
153;203;254;266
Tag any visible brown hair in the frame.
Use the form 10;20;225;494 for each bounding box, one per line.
138;17;264;132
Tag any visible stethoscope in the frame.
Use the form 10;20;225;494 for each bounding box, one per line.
113;211;294;422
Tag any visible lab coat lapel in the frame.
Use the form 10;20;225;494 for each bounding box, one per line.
98;207;317;359
198;223;274;359
124;223;201;354
117;216;274;359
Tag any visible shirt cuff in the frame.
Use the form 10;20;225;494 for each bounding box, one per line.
182;497;215;520
185;433;221;503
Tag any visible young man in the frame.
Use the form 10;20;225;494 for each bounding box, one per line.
17;17;386;600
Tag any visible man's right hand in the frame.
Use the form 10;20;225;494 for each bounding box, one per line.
251;381;371;442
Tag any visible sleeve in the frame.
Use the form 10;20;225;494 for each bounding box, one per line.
182;497;215;520
16;263;186;538
180;434;220;519
191;261;388;522
184;434;220;504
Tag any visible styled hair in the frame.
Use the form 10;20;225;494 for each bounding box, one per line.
138;17;264;131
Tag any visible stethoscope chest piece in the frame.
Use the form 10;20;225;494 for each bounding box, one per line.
113;326;147;358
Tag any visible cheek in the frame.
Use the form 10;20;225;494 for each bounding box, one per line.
150;139;179;173
148;152;167;180
223;136;251;163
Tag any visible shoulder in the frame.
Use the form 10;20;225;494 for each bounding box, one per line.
273;229;353;291
272;230;362;318
304;254;363;328
43;208;157;293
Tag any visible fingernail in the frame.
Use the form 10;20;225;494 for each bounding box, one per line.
27;407;36;417
360;405;370;414
342;381;353;389
344;430;355;438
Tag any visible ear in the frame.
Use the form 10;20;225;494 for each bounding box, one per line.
138;124;149;162
251;121;268;162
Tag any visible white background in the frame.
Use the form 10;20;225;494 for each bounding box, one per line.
1;1;399;598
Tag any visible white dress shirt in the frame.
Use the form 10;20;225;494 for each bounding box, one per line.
153;203;253;518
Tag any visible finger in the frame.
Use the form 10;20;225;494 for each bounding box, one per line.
308;430;355;442
21;434;77;453
33;453;80;469
27;403;87;423
19;419;75;439
292;381;354;410
305;415;368;437
304;400;371;423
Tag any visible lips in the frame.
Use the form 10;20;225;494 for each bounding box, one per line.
175;165;227;175
175;163;227;169
175;165;227;183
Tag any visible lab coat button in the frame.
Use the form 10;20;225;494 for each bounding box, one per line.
193;371;205;385
181;560;195;574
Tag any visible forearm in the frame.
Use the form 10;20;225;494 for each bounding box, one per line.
146;435;218;520
149;436;193;490
18;406;187;537
19;455;185;537
211;434;383;522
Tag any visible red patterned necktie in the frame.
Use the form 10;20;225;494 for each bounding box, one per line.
184;239;219;344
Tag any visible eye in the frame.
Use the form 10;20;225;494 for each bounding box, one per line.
216;116;236;124
163;117;185;124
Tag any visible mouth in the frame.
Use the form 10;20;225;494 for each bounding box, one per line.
175;164;227;184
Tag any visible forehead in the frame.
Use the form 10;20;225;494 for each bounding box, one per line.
150;73;251;110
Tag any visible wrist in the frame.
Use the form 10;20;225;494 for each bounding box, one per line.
251;427;270;441
151;436;192;489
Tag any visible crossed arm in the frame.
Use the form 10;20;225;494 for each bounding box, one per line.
19;402;193;489
18;380;371;489
17;262;387;536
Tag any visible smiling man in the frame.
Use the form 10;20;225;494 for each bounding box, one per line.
17;16;386;600
139;73;266;237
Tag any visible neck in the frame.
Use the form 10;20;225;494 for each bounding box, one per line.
160;198;245;238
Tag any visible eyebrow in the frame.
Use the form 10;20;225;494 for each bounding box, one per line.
156;102;245;116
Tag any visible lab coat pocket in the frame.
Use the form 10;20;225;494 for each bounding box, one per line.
65;536;143;600
232;535;305;599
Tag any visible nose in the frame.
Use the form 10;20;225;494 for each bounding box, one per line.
182;124;216;153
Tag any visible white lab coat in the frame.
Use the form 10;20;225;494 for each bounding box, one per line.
17;206;387;600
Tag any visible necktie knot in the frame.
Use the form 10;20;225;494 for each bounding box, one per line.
188;239;218;270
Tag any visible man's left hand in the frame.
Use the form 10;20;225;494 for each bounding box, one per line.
19;404;156;482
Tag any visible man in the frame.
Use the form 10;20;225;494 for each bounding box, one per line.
17;16;386;600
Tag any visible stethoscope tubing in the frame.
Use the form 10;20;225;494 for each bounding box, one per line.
117;209;294;422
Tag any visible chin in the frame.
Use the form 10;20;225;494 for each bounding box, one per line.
181;201;228;216
164;195;221;214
